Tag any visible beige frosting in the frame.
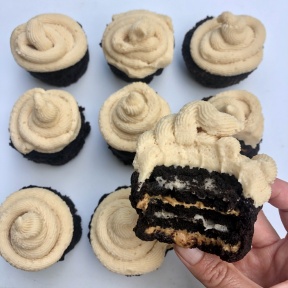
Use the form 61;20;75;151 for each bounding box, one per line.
190;11;266;76
99;82;170;152
208;90;264;147
10;13;88;72
133;100;277;207
9;88;81;154
89;187;170;275
101;10;174;78
0;187;73;271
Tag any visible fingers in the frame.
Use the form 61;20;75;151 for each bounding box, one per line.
174;245;261;288
269;178;288;232
252;210;280;248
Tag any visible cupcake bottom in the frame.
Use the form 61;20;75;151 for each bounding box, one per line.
130;165;261;262
29;50;89;87
23;185;82;260
108;145;135;165
107;64;163;84
10;107;91;165
182;17;253;88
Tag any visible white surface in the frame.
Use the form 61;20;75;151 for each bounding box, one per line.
0;1;287;287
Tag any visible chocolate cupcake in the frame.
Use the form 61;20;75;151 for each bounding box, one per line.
0;185;82;271
99;82;170;164
205;90;264;158
9;88;91;165
88;186;171;276
130;100;277;262
182;12;266;88
10;13;89;87
101;10;174;83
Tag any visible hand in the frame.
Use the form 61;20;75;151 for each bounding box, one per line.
174;178;288;288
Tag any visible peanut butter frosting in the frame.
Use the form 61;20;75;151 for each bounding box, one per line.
190;11;266;76
9;88;81;154
133;101;277;207
99;82;170;152
0;187;73;271
207;90;264;147
89;187;170;275
10;13;88;72
101;10;174;78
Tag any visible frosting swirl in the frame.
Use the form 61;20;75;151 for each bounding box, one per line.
207;90;264;147
101;10;174;78
133;101;277;207
9;88;81;154
190;12;266;75
89;187;170;275
99;82;170;152
0;187;73;271
10;13;88;72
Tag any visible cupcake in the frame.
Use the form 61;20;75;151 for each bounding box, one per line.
204;90;264;158
130;100;277;262
0;185;82;271
10;13;89;87
99;82;170;165
101;10;174;83
182;12;266;88
88;186;171;276
9;88;91;165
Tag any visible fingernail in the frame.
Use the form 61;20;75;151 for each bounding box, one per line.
175;246;205;265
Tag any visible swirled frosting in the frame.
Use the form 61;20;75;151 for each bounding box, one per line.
133;101;277;207
10;13;88;72
0;187;73;271
99;82;170;152
89;187;170;275
190;12;266;76
101;10;174;78
9;88;81;154
207;90;264;147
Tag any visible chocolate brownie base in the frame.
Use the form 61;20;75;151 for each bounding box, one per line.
29;50;89;87
10;107;91;165
182;17;253;88
108;146;135;165
130;165;261;262
107;64;163;84
22;185;82;261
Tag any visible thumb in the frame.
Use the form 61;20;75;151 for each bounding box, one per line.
174;245;260;288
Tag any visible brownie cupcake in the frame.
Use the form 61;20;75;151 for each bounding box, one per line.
0;185;82;271
182;12;266;88
130;100;277;262
99;82;170;164
101;10;174;83
10;13;89;87
9;88;91;165
205;90;264;158
88;186;171;276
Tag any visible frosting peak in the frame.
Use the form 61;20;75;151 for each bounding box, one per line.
10;13;88;72
133;100;277;207
9;88;81;154
191;12;266;76
99;82;170;152
101;10;174;78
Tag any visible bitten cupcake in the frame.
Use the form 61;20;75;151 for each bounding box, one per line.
0;185;82;271
130;100;277;262
88;186;171;276
10;13;89;87
101;10;174;83
9;88;91;165
182;12;266;88
99;82;170;165
204;90;264;158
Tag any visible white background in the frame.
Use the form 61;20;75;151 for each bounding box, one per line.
0;1;287;287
